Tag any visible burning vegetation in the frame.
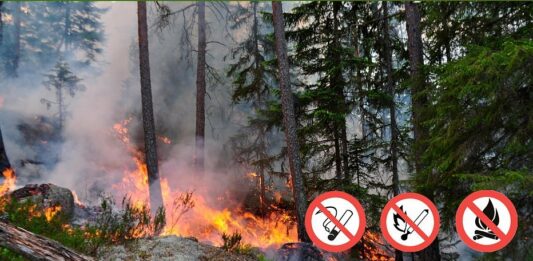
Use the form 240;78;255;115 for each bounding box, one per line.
110;118;298;248
0;168;15;196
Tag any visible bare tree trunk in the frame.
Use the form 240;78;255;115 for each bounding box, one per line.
11;1;21;77
64;3;71;52
271;1;310;243
333;128;342;179
137;1;164;214
194;1;206;174
0;1;3;45
57;82;64;132
258;166;266;215
383;3;402;260
0;221;93;261
0;126;11;172
356;67;365;186
405;2;440;260
341;125;349;181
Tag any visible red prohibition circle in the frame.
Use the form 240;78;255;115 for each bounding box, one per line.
380;192;440;252
305;191;366;252
455;190;518;252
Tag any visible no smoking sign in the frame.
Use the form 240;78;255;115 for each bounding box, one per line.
380;193;440;252
305;191;366;252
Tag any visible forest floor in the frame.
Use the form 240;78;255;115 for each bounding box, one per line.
97;236;257;261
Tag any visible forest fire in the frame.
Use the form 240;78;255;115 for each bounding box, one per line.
0;168;16;196
44;206;62;221
109;119;297;248
22;204;62;222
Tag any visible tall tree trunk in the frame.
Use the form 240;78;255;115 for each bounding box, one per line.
333;128;342;179
341;125;349;180
11;1;21;77
64;3;71;52
271;1;310;243
0;126;11;172
331;2;347;180
253;2;268;217
57;82;64;131
0;1;4;45
137;1;164;214
405;2;440;260
383;3;402;260
195;1;206;174
258;164;266;216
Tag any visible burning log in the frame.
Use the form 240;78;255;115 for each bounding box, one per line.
0;220;93;261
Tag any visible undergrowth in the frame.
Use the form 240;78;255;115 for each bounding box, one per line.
0;196;165;260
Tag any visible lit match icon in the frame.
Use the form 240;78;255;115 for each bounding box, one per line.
393;206;429;240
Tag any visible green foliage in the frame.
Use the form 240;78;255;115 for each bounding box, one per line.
423;40;532;185
92;196;166;245
0;248;26;261
417;39;533;257
221;232;258;256
0;196;167;259
42;59;85;97
221;232;242;252
40;59;85;129
0;1;105;75
0;198;97;258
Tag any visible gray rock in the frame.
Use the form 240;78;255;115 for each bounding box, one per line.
97;236;258;261
10;183;75;219
274;242;347;261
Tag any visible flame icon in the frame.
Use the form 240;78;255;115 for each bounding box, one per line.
392;205;428;240
473;199;500;240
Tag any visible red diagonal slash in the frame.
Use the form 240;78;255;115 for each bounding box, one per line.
316;203;356;241
466;201;506;240
391;205;430;241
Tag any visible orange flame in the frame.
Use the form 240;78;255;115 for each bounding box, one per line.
158;135;172;144
0;168;16;196
72;191;83;206
110;119;297;248
44;206;62;221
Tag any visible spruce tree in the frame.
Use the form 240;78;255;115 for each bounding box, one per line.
41;59;85;131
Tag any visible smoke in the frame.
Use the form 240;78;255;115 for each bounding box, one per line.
1;2;253;204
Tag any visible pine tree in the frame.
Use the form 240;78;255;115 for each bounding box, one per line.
58;2;106;63
405;2;442;260
0;2;105;76
271;1;309;243
424;39;532;260
41;59;85;132
8;1;20;76
155;2;234;174
227;2;278;216
382;2;403;260
284;2;355;180
194;1;206;173
0;1;4;45
137;1;164;214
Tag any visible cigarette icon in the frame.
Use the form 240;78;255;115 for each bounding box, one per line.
316;207;354;241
